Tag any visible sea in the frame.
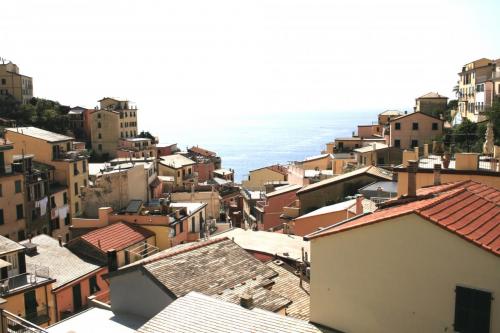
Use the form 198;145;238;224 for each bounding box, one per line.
148;110;376;182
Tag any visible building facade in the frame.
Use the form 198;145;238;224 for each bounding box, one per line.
0;62;33;104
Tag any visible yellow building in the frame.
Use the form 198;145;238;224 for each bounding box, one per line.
0;236;56;327
158;154;196;188
241;165;288;191
0;140;27;241
89;97;139;158
458;58;496;123
305;180;500;333
0;61;33;104
296;154;332;171
5;127;89;219
389;111;443;150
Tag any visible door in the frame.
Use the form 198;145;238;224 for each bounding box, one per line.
24;290;37;319
72;283;82;311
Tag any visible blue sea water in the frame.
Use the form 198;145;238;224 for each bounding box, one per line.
149;110;376;182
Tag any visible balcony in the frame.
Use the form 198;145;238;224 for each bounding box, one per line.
1;309;48;333
182;172;198;181
24;307;50;326
53;150;89;162
0;268;51;297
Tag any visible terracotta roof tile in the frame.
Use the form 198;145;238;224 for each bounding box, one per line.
306;181;500;256
78;222;155;252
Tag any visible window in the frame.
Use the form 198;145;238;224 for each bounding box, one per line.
395;122;401;130
191;217;196;232
15;180;22;193
16;204;24;220
63;192;68;205
411;140;419;148
0;209;3;225
17;230;25;241
74;182;78;195
89;275;101;294
50;196;56;209
432;122;438;130
84;179;87;187
454;286;491;333
179;221;184;233
82;160;87;173
412;122;418;130
73;162;79;176
97;122;101;128
1;79;5;85
97;113;101;119
75;202;79;214
50;218;60;230
98;133;102;139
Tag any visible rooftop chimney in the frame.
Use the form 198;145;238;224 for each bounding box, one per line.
355;195;364;215
407;160;418;197
433;164;441;185
107;249;118;273
423;144;429;158
240;293;254;309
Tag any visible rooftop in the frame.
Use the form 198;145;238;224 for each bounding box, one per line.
266;260;310;320
0;235;24;255
417;92;448;99
142;238;277;297
359;180;398;194
305;181;500;256
396;154;499;173
188;146;216;157
250;164;288;176
47;307;145;333
159;154;196;169
296;199;359;219
213;168;233;175
68;222;154;253
302;153;331;162
20;235;101;290
136;292;324;333
266;184;302;198
297;166;393;194
169;202;206;215
354;143;389;153
6;127;73;143
212;228;310;263
379;110;403;116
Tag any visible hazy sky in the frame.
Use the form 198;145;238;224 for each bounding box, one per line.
2;0;499;132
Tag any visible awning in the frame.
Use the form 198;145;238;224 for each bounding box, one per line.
0;259;12;269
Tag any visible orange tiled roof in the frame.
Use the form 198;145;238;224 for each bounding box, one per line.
306;181;500;256
189;146;216;157
80;222;155;252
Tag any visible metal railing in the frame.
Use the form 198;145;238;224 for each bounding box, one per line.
0;309;47;333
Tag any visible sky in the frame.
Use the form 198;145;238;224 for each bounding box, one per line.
1;0;500;134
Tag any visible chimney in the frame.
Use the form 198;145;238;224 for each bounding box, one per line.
355;195;364;215
175;209;180;219
407;160;418;197
433;164;441;185
107;249;118;273
423;144;429;158
414;146;419;157
239;293;254;309
58;236;62;247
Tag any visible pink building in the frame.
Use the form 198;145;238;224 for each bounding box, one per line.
255;184;302;231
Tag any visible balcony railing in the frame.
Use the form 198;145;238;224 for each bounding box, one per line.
1;309;48;333
53;150;89;161
182;173;197;181
0;267;51;296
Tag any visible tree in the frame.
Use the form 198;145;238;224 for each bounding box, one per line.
485;98;500;145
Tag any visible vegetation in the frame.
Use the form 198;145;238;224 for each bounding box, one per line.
444;98;500;153
0;95;71;133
